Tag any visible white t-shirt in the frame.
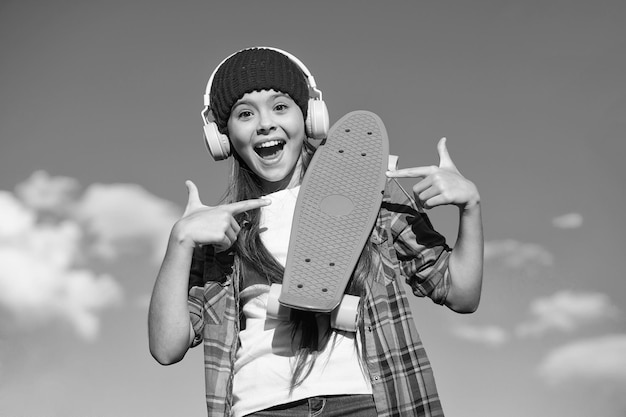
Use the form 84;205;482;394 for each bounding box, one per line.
231;186;372;417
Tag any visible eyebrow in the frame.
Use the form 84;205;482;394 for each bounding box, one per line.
232;92;292;109
270;92;290;100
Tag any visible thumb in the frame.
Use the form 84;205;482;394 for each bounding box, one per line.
437;137;458;171
183;180;205;216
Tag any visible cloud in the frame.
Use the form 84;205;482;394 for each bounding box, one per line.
74;183;180;263
517;290;620;337
0;191;35;238
484;239;554;275
451;324;510;348
552;212;583;229
0;171;181;340
14;170;80;217
0;192;122;340
0;249;122;340
537;334;626;386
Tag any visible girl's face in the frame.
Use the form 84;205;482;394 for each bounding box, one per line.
227;89;306;193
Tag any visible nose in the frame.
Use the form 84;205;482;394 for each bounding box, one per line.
256;110;276;135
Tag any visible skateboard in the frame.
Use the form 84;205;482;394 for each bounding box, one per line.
266;111;390;331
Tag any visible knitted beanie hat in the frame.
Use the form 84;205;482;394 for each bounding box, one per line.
210;48;310;133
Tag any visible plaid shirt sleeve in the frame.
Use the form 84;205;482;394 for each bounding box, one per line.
385;179;451;304
362;179;448;417
188;246;206;347
187;247;240;416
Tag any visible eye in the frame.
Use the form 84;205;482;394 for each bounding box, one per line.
237;109;253;119
274;103;289;112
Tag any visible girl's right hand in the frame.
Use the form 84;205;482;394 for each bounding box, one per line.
172;180;271;252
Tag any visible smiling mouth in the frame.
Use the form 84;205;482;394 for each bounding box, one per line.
254;139;286;159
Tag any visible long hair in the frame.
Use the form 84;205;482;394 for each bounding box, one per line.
224;140;379;390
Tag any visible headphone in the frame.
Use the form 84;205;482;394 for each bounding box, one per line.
201;47;329;161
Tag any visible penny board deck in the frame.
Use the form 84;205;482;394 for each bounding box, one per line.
279;111;389;312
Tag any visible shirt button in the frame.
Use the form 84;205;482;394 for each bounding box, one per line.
367;326;373;332
372;375;380;381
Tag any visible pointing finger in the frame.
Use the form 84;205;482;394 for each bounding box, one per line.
386;165;437;178
225;198;272;215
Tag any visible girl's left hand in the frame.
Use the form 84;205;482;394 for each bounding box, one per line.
386;138;480;209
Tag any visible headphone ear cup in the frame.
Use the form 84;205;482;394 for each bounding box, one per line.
203;121;231;161
305;98;329;141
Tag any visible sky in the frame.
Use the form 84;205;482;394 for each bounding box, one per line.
1;0;625;416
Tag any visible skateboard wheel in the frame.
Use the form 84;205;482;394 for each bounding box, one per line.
266;284;290;320
330;294;359;332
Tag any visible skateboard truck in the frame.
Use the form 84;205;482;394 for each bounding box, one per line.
267;283;362;331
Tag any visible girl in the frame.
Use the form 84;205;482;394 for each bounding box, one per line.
148;47;483;417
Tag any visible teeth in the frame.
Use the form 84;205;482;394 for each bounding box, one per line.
256;140;283;149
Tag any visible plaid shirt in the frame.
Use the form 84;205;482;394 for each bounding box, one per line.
188;179;451;416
